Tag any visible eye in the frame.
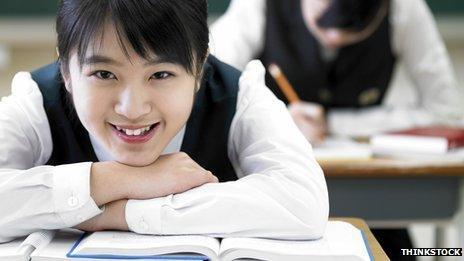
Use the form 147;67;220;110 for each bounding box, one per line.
92;70;117;80
151;71;173;80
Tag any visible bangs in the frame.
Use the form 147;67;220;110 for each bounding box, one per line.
57;0;209;75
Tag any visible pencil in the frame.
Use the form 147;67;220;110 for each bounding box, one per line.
268;63;300;103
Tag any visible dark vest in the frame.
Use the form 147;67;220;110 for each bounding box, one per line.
259;0;396;108
31;55;239;182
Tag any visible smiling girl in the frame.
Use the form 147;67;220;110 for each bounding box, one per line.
0;0;328;242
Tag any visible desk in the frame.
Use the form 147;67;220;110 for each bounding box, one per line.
321;159;464;254
332;217;389;261
320;158;464;178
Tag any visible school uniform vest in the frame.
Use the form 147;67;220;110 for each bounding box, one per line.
31;55;239;182
259;0;396;108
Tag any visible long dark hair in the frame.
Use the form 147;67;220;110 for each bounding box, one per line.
56;0;209;77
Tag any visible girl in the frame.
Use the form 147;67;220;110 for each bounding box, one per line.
0;0;328;242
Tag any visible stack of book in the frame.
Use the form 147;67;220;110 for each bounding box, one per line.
371;126;464;160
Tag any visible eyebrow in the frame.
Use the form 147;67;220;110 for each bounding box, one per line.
83;55;175;66
83;55;122;66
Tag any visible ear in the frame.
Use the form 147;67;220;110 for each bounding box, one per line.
63;75;72;93
60;66;73;94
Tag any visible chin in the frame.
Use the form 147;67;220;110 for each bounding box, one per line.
114;153;159;167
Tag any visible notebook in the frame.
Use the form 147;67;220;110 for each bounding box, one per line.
30;221;372;261
371;126;464;157
0;230;55;261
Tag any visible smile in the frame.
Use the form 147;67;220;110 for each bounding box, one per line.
115;125;153;136
110;123;160;144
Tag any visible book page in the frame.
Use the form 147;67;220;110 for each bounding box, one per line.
0;237;27;261
31;229;84;261
73;231;220;258
219;221;370;261
324;222;371;260
0;230;55;261
20;230;56;251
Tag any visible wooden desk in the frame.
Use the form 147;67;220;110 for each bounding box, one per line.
332;217;389;261
320;158;464;178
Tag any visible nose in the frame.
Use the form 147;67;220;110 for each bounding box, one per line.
114;85;152;121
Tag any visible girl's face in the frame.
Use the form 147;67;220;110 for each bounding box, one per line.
63;24;197;167
301;0;386;49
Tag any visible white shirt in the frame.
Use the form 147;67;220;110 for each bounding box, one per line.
210;0;464;137
0;60;329;242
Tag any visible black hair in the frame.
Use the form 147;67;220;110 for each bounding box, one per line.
317;0;386;31
56;0;209;77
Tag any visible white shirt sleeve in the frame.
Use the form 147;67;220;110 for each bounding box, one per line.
125;61;329;240
328;0;464;137
209;0;266;70
0;72;102;243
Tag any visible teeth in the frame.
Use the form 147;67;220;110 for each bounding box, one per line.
115;125;152;136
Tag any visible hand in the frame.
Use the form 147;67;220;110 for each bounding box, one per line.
74;199;129;232
288;101;327;144
126;152;219;200
90;152;218;206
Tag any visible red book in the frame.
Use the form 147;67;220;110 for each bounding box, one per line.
389;126;464;149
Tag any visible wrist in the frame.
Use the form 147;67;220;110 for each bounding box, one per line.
102;199;129;231
90;162;131;206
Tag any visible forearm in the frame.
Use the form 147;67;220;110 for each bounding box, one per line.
75;199;128;231
125;167;328;240
87;153;219;231
0;163;103;242
394;0;464;124
90;162;131;206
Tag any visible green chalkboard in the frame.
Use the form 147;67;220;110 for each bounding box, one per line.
208;1;230;14
0;0;462;17
0;0;59;16
427;0;464;14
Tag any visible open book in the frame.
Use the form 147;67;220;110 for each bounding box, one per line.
0;230;55;261
30;221;372;261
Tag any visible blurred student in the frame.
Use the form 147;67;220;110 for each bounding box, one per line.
211;0;463;260
211;0;463;143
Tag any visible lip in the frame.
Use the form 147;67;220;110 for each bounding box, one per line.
112;124;153;130
110;122;160;144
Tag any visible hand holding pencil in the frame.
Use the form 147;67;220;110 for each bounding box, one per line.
268;63;327;144
268;64;300;103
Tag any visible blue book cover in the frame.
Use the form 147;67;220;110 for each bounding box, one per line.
66;233;210;261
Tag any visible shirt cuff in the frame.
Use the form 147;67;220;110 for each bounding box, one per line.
125;195;170;234
52;162;103;226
